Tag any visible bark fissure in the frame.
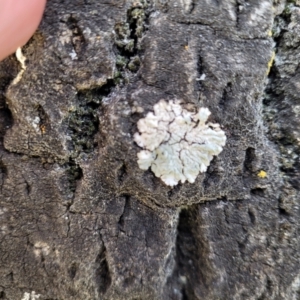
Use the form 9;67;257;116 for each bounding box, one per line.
66;15;87;57
263;1;300;218
95;245;112;295
219;81;233;108
67;80;115;156
0;58;16;149
118;195;131;233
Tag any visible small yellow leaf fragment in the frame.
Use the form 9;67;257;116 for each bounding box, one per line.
40;124;46;134
184;45;189;50
267;30;272;37
12;47;27;85
266;51;275;75
257;170;267;178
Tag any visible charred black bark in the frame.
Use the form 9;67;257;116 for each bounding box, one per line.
0;0;299;299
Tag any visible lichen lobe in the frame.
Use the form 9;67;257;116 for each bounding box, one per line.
134;100;226;186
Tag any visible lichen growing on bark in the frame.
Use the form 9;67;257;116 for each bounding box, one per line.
134;100;226;186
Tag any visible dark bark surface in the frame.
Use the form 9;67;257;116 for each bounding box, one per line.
0;0;299;299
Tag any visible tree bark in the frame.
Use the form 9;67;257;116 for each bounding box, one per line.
0;0;299;299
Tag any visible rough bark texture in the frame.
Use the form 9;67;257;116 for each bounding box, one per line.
0;0;299;299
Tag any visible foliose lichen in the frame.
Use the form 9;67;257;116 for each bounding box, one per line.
134;100;226;186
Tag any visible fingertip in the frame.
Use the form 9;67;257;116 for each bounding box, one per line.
0;0;47;61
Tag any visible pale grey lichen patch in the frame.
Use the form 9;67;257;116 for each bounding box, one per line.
21;291;41;300
134;100;226;186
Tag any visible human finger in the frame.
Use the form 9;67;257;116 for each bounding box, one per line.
0;0;46;61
